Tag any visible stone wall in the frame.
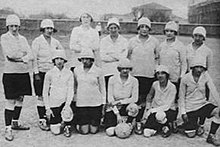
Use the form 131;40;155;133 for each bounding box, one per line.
0;18;220;37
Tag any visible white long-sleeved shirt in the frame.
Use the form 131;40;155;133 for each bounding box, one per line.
100;35;128;76
127;35;159;78
178;71;220;115
186;43;213;71
159;39;187;83
69;25;100;67
0;32;33;73
107;74;138;113
74;64;106;107
43;66;74;109
32;34;64;73
146;80;177;112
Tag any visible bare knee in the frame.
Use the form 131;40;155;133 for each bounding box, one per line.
5;100;16;110
90;125;99;134
78;125;89;135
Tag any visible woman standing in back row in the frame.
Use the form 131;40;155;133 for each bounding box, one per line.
69;13;101;70
32;19;64;131
1;14;33;141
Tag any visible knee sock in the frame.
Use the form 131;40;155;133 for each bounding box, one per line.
13;106;22;120
5;109;14;126
37;106;46;119
209;121;220;134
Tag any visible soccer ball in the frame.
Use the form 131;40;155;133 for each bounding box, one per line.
115;122;132;139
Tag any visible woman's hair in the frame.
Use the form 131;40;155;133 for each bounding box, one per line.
192;34;205;41
40;27;57;33
52;58;67;65
117;67;132;72
163;30;178;35
6;26;20;31
155;72;169;79
137;25;151;31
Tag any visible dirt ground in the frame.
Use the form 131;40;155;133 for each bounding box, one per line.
0;34;219;147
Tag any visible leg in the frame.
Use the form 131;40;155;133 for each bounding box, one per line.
183;111;199;138
76;107;90;135
89;106;102;134
11;96;30;130
206;107;220;146
50;106;63;135
4;99;15;141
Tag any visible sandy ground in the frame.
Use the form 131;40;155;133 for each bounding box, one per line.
0;34;219;147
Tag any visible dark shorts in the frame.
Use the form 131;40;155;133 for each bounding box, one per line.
33;72;46;96
50;103;65;125
184;103;217;131
3;73;32;99
104;104;129;128
76;105;102;126
135;76;155;105
143;109;177;131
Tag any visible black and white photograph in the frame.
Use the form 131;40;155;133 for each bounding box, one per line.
0;0;220;146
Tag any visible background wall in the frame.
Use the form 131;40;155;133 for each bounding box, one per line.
0;18;220;37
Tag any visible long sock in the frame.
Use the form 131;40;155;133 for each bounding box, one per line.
13;106;22;120
209;121;220;134
37;106;46;119
5;109;14;126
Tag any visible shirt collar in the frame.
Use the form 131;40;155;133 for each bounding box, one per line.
115;73;132;85
107;34;122;43
7;31;21;39
79;63;97;74
165;37;179;47
157;80;172;92
190;42;206;50
188;70;206;84
136;35;152;43
53;66;66;73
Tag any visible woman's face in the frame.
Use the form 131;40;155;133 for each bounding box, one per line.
193;34;204;45
192;66;205;77
156;71;168;83
139;24;150;37
165;29;176;40
54;57;65;69
8;25;19;36
81;58;94;67
119;67;131;77
43;27;53;37
81;13;92;26
108;24;119;36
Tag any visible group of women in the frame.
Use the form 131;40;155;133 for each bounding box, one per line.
1;13;220;146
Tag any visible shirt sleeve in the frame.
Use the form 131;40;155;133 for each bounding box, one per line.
43;72;52;109
57;40;64;50
178;77;187;114
207;49;213;71
21;37;34;63
154;39;160;65
69;28;82;53
127;39;133;59
179;43;187;78
206;72;220;107
66;72;74;105
91;30;100;52
107;77;114;103
146;85;155;108
98;71;106;104
31;39;40;73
